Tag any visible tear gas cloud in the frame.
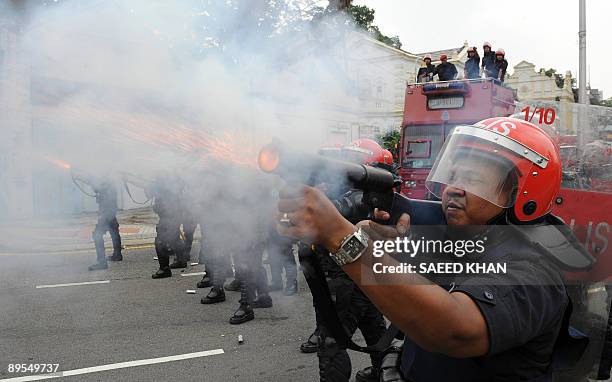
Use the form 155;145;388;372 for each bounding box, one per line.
0;1;365;249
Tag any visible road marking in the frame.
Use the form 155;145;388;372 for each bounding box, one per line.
0;349;224;382
36;280;110;289
180;272;206;277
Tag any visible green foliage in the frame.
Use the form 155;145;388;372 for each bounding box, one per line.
540;68;575;89
376;129;401;158
346;4;402;49
347;5;375;29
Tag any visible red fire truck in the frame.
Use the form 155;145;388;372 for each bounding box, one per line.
399;79;515;199
398;78;612;281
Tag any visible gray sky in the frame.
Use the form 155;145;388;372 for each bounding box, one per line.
354;0;611;99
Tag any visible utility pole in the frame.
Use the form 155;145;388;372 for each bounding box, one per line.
578;0;588;104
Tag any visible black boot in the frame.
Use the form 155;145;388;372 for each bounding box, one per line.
252;293;273;308
224;277;240;291
201;286;226;304
300;330;319;353
355;366;379;382
197;274;212;288
107;252;123;261
283;279;298;296
88;261;108;271
229;303;254;324
152;266;172;279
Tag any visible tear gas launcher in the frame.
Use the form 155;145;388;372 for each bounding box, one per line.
257;142;444;225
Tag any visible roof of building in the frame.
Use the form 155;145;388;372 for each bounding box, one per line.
359;34;418;59
415;45;466;60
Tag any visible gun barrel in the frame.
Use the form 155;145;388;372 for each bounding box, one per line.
258;142;395;192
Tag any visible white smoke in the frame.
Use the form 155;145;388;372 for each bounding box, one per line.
1;0;365;249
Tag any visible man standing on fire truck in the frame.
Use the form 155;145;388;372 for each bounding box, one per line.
277;117;588;381
433;54;457;81
464;47;481;80
417;54;435;83
481;41;496;78
494;49;509;83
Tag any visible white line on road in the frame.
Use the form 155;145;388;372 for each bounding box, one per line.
0;349;224;382
179;272;206;277
35;280;110;289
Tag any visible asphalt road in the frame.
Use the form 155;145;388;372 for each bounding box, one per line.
0;246;371;382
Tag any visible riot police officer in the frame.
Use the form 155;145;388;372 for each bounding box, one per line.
149;176;186;279
88;178;122;271
199;168;273;325
417;54;435;83
278;117;591;381
493;49;509;83
464;47;480;80
481;41;496;78
433;54;457;81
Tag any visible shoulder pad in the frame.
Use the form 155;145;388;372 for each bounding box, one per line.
511;215;595;271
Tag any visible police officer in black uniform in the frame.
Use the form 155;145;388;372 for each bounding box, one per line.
199;168;273;324
481;41;496;78
278;117;592;381
417;55;435;83
88;178;122;271
149;176;186;279
433;54;457;81
464;47;480;80
493;49;509;83
226;173;274;324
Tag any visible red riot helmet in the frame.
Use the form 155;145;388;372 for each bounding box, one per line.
382;149;394;165
440;54;448;62
425;117;562;222
496;49;505;57
342;138;386;165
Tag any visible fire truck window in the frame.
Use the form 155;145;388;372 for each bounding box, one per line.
402;125;444;169
406;140;431;158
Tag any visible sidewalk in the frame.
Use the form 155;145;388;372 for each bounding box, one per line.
0;207;197;255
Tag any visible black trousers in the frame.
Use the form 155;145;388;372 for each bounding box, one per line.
304;247;386;382
154;217;185;268
182;219;198;262
268;239;297;286
92;215;121;263
234;241;269;305
201;221;232;288
320;276;386;366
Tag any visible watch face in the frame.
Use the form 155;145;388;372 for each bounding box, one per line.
344;236;366;257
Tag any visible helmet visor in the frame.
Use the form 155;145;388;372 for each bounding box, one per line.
425;127;538;208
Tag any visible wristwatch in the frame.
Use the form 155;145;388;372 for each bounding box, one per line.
329;228;369;267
